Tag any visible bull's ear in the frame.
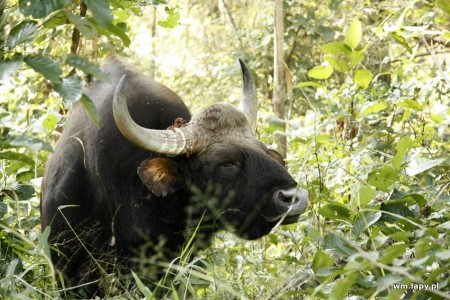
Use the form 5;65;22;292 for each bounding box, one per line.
267;149;285;167
137;157;181;197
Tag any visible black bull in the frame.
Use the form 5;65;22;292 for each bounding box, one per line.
41;55;308;294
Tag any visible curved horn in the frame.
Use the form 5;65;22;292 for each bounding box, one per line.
237;59;258;134
113;74;196;155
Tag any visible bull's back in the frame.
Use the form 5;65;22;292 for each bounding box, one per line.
41;54;191;233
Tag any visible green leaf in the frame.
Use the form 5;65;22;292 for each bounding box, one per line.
318;202;352;222
307;66;334;80
7;20;38;49
437;0;450;15
38;227;52;258
324;56;350;72
379;243;407;264
379;202;416;224
53;75;83;101
0;151;35;166
376;274;403;292
356;186;376;208
353;68;373;89
297;81;326;89
324;233;357;258
349;49;366;66
80;94;101;128
15;184;35;200
352;211;381;238
106;23;131;47
330;273;358;300
66;12;98;38
158;6;181;29
19;0;70;18
390;32;412;53
66;55;110;82
83;0;113;28
392;136;415;169
312;250;335;283
9;135;52;152
42;114;58;131
132;271;153;298
397;99;423;111
321;42;351;55
368;164;397;192
344;19;362;49
16;170;35;182
0;56;23;81
0;202;7;219
358;102;386;118
405;157;446;176
25;55;62;83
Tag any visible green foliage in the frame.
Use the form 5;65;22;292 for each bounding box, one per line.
1;0;450;298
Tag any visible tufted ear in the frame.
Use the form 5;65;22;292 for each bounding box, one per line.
137;157;181;197
267;149;285;167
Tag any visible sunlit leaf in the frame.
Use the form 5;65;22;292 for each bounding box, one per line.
321;42;351;55
0;56;23;81
324;56;350;72
353;68;373;89
344;19;362;49
397;99;423;111
358;102;386;118
437;0;450;15
297;81;326;88
25;55;62;83
19;0;70;18
357;186;376;208
0;151;34;166
392;136;415;169
158;6;181;28
307;66;334;80
83;0;114;28
405;157;446;176
42;114;58;131
368;165;397;192
349;49;365;66
7;20;38;48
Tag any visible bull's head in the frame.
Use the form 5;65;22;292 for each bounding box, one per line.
112;60;308;239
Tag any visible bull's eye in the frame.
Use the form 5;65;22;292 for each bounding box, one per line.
221;162;235;168
217;161;241;176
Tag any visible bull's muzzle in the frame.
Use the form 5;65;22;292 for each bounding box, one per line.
268;187;308;224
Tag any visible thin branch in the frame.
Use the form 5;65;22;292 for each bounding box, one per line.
70;1;87;55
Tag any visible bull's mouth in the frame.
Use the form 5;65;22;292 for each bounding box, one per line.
279;214;302;225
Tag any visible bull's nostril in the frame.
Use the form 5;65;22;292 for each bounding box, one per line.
277;190;298;204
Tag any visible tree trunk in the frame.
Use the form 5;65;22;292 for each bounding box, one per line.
273;0;287;157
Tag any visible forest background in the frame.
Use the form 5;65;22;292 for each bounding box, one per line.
1;0;450;299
